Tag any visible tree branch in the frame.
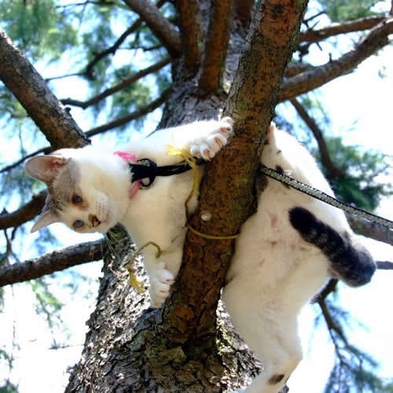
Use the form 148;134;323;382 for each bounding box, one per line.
61;57;171;109
123;0;181;56
85;87;171;137
175;0;203;74
348;214;393;247
198;0;234;93
85;23;141;80
0;147;50;174
376;261;393;270
285;61;314;77
0;28;89;150
290;97;346;178
0;191;46;230
0;240;104;287
84;0;168;79
280;17;393;102
298;15;386;44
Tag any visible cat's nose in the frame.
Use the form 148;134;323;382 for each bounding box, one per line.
89;215;101;227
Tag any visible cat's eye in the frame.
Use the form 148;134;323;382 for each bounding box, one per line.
73;220;85;229
72;194;83;205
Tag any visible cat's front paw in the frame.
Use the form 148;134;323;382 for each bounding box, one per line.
149;261;175;308
190;117;233;160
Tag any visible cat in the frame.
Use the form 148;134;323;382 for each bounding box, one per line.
24;119;376;392
24;117;234;307
222;122;376;392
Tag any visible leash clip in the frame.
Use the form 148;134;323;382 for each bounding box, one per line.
131;158;158;188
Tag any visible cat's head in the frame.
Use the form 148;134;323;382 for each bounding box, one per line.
24;147;129;234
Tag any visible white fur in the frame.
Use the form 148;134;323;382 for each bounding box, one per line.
223;124;351;392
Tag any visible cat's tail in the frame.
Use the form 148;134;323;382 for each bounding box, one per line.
289;207;376;287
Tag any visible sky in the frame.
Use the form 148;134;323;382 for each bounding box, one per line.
1;7;393;393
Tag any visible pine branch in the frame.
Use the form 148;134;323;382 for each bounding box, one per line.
298;15;386;44
348;214;393;246
61;57;171;109
376;261;393;270
0;240;104;287
85;87;171;137
0;28;89;150
290;97;346;179
0;147;50;174
0;191;46;230
84;0;168;79
285;62;314;77
280;17;393;102
123;0;181;56
198;0;234;93
175;0;203;74
85;23;142;80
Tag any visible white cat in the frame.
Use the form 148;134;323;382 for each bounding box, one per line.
24;119;375;392
24;117;233;307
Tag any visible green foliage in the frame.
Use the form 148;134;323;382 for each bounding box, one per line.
0;382;18;393
0;0;78;61
29;278;71;348
0;349;18;393
314;137;393;211
319;0;380;22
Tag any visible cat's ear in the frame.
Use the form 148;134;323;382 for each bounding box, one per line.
31;206;60;233
24;155;69;185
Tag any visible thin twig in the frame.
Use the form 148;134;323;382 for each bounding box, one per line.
0;191;46;230
85;87;171;137
0;146;50;174
290;97;346;179
61;57;171;109
123;0;181;56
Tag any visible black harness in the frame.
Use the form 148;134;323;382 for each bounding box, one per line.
129;158;204;188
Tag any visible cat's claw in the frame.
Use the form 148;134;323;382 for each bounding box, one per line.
149;261;175;308
190;117;233;160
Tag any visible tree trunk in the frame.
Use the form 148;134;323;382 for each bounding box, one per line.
66;1;307;391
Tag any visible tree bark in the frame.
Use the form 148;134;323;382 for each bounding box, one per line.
0;28;88;150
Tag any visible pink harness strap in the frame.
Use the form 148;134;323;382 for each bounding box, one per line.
113;151;141;199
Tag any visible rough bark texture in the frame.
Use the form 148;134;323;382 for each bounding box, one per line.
66;229;261;393
0;28;88;150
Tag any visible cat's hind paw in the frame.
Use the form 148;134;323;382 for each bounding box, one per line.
149;261;175;308
189;117;233;160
